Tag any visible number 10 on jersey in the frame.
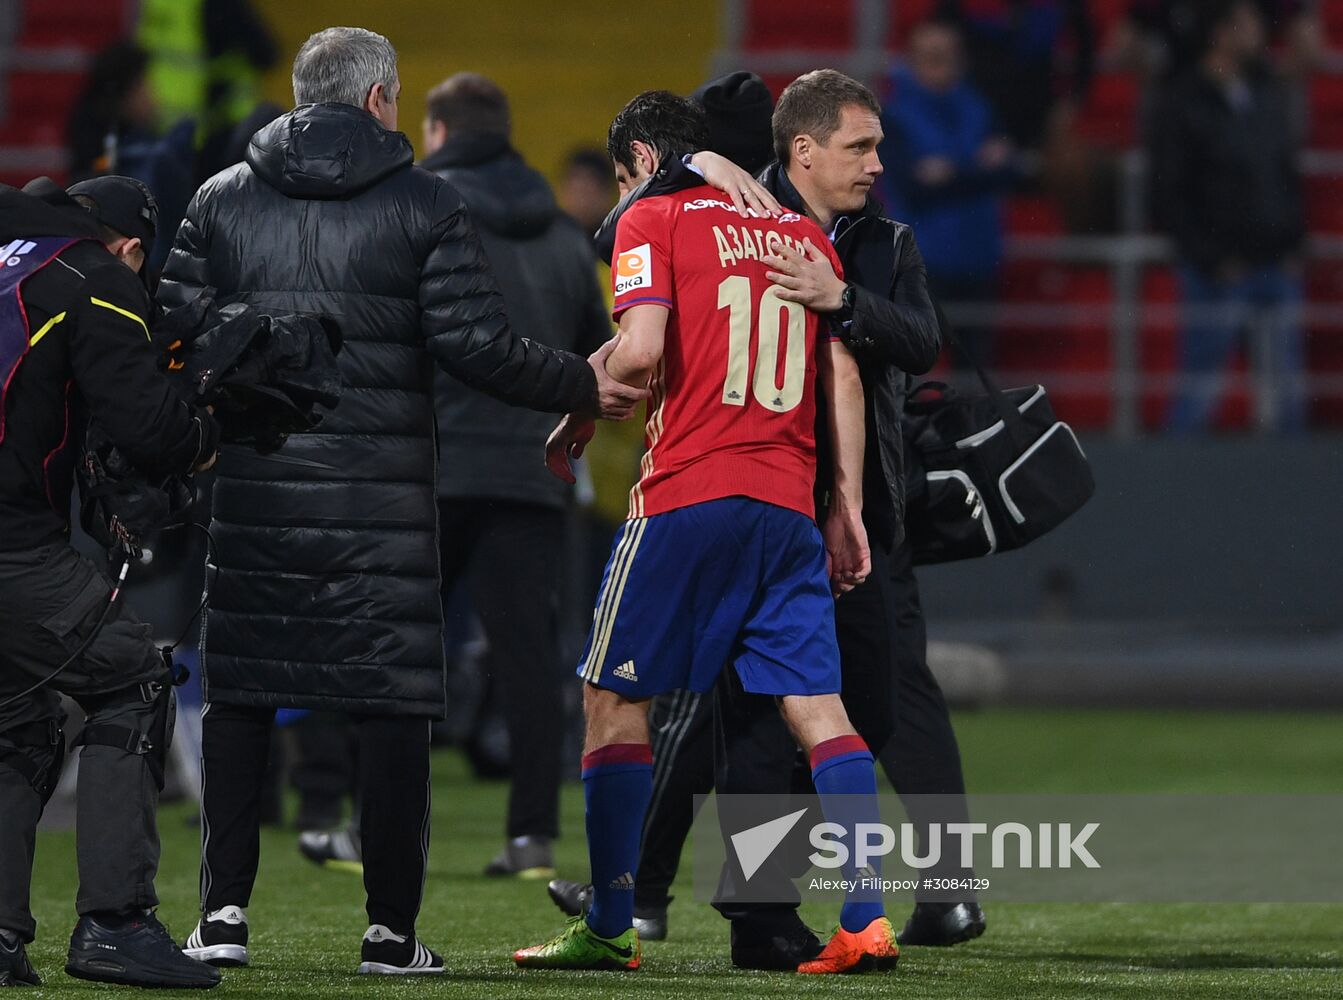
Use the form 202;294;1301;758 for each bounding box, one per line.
717;275;807;414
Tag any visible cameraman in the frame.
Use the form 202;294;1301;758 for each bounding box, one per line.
0;177;219;989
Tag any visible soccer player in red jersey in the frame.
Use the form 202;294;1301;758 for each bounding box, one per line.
513;92;898;974
515;93;902;977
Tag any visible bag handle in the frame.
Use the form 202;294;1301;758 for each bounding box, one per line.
932;297;1030;445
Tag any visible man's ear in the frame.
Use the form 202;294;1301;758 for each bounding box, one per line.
364;82;382;116
107;236;144;273
631;140;658;177
427;119;447;151
792;134;814;169
365;82;395;125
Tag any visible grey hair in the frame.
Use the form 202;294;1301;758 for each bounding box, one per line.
292;27;398;108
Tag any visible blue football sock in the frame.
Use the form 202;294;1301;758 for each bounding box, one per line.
582;743;653;939
811;735;886;933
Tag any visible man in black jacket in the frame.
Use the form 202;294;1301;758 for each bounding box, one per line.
1150;0;1306;432
419;72;611;878
549;70;985;965
160;27;644;976
0;177;220;989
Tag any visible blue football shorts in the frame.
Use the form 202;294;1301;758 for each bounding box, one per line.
576;496;842;698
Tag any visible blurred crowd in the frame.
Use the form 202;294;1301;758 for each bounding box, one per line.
877;0;1319;432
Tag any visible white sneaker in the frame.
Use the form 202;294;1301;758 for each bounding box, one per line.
182;905;249;966
356;924;443;975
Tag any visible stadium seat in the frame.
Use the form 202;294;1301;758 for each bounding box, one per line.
1;70;84;148
15;0;132;48
1004;195;1065;236
1073;72;1140;149
996;261;1112;428
1305;174;1343;233
884;0;937;49
1308;74;1343;148
742;0;855;51
1306;260;1343;424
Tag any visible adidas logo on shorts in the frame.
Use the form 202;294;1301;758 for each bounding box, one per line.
609;871;636;890
613;661;638;682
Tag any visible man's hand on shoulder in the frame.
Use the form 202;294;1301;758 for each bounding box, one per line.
588;337;650;420
763;238;846;313
688;151;782;219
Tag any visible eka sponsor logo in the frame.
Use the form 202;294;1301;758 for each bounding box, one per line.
615;243;652;295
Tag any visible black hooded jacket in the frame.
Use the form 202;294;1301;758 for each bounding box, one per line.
0;183;213;551
158;103;597;718
421;131;609;509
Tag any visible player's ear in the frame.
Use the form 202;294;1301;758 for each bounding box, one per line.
631;140;657;177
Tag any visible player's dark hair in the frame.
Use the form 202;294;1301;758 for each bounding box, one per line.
772;69;881;165
426;72;510;137
607;90;710;175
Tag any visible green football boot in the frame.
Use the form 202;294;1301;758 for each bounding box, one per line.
513;916;640;971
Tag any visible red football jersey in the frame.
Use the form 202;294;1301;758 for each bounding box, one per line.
611;184;844;521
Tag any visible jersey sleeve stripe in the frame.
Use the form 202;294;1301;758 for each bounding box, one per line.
614;296;673;311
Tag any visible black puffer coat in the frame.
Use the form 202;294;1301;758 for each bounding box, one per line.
158;103;596;717
422;131;609;509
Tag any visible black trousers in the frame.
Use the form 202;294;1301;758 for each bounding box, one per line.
438;499;564;840
0;542;168;941
634;535;973;916
289;711;358;829
636;690;713;911
200;705;430;934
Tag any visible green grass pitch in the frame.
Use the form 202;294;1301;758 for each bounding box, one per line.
23;708;1343;997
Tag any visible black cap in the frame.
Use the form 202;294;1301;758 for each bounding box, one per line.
66;176;159;260
690;71;776;175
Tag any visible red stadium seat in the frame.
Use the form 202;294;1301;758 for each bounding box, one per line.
996;261;1112;427
742;0;855;51
16;0;132;48
1306;260;1343;425
885;0;938;49
1089;0;1132;42
0;70;85;148
1309;74;1343;148
1073;72;1139;149
1004;195;1065;236
1305;174;1343;233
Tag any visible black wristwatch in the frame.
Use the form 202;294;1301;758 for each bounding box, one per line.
827;282;857;324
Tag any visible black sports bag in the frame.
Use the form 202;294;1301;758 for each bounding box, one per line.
902;309;1095;565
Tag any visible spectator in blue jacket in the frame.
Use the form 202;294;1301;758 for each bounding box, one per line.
881;19;1017;367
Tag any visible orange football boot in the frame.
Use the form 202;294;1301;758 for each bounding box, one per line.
797;916;900;974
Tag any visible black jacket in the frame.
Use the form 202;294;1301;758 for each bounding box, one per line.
0;183;213;551
1150;64;1304;275
759;164;941;550
158;103;597;718
592;159;940;549
422;132;609;509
